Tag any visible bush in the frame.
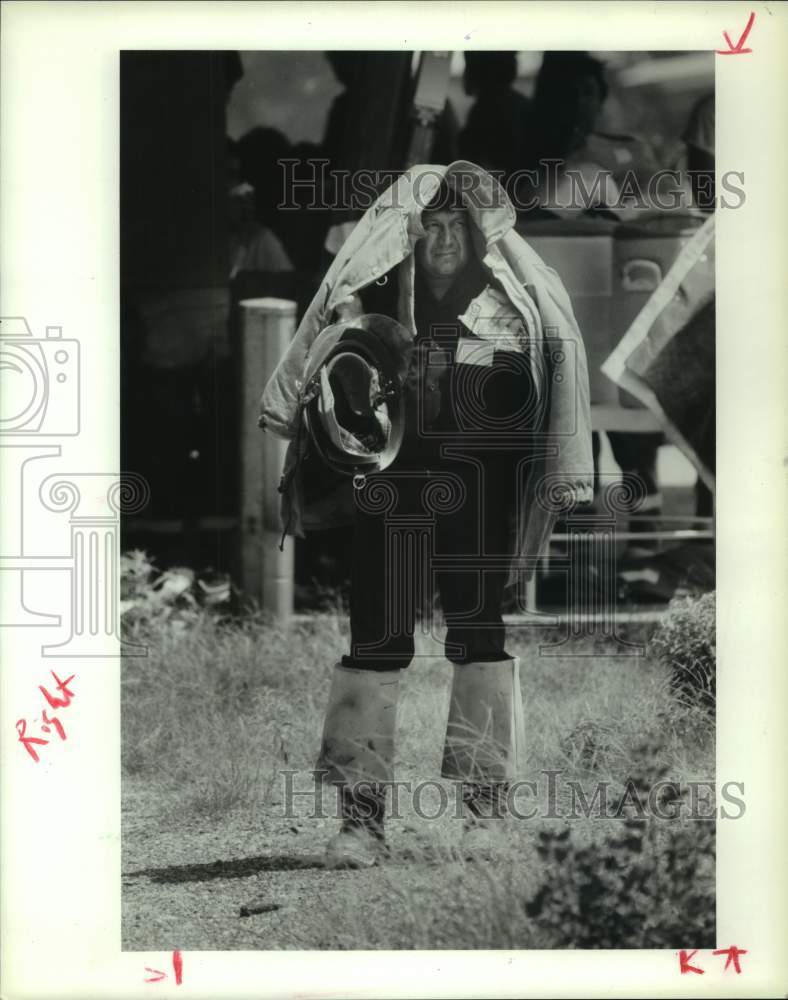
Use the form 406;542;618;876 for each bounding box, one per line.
524;755;715;949
649;592;715;710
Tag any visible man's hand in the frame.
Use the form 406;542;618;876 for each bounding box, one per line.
334;294;365;323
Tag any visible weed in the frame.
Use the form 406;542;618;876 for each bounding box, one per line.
650;592;715;710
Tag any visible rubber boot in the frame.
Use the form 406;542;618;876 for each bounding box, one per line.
315;663;400;869
441;657;526;859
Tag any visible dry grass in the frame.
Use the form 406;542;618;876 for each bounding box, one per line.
122;607;716;949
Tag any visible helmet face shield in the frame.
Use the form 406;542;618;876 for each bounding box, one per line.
301;314;413;475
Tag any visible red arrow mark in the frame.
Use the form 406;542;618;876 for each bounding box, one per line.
717;11;755;54
144;951;182;985
713;945;748;974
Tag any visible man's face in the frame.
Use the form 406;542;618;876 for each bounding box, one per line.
416;209;470;281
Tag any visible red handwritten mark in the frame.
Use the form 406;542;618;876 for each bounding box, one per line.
678;949;705;975
41;708;67;741
18;672;76;763
717;11;754;54
39;670;76;710
143;952;183;986
16;719;48;763
713;946;748;973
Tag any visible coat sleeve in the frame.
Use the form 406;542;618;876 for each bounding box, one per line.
500;230;595;496
258;283;329;440
258;205;384;440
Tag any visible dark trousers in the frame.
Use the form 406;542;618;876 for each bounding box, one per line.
593;431;663;498
342;454;517;671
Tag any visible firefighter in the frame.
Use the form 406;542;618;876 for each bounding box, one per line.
260;163;593;867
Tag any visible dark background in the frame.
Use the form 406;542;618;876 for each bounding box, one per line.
120;50;714;606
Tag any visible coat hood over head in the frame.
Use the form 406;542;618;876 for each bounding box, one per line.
379;160;517;249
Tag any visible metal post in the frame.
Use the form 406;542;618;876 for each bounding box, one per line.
239;297;297;620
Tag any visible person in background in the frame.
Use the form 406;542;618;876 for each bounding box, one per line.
234;127;332;287
458;52;530;184
518;51;620;221
228;135;294;280
233;127;296;277
322;51;365;169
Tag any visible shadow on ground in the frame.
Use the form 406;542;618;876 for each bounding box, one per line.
125;854;325;884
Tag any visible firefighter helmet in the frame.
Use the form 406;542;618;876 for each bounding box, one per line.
301;313;414;476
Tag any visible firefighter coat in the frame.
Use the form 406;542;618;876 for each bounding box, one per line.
259;161;594;586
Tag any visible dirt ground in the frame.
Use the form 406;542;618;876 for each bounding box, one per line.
122;625;715;952
122;775;544;951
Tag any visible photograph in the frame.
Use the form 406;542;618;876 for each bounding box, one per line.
120;46;719;952
2;3;786;997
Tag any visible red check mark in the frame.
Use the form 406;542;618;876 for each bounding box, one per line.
717;11;754;54
143;968;166;983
